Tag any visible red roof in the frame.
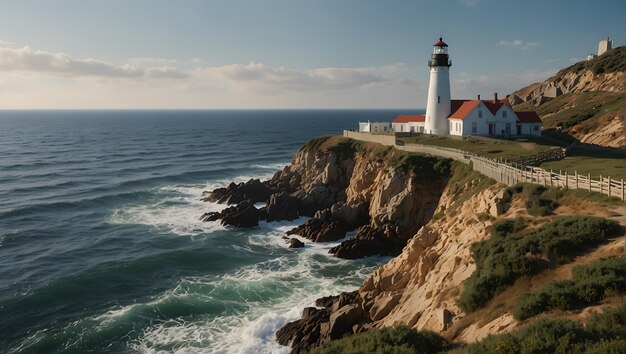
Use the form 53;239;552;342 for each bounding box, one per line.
516;111;542;123
448;98;512;119
433;37;448;47
393;115;425;123
449;100;480;119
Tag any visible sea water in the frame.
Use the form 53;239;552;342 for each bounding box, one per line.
0;109;420;353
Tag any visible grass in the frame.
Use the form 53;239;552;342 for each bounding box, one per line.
306;326;444;354
515;91;624;134
559;45;626;75
458;216;622;312
539;147;625;179
514;256;626;320
305;304;626;354
449;304;626;354
398;135;561;160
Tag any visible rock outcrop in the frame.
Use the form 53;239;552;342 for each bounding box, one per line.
276;166;506;352
202;136;451;259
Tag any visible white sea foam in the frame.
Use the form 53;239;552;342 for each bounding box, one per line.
109;171;278;236
124;233;384;353
105;169;386;353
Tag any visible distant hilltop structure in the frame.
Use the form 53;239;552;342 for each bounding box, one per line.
358;37;541;137
587;36;613;60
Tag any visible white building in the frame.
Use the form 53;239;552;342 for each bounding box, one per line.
392;115;425;133
392;37;541;137
361;37;542;137
358;121;391;133
598;37;613;56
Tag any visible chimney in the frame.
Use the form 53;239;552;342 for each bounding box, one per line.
477;94;481;100
493;92;498;103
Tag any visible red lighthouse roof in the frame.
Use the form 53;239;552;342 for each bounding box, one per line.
433;37;448;46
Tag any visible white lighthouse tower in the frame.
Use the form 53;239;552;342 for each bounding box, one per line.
424;37;452;135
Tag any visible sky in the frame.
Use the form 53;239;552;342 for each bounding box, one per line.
0;0;624;109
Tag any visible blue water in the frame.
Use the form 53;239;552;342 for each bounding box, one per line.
0;110;420;353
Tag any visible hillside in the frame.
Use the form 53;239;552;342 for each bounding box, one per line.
213;136;626;353
507;46;625;148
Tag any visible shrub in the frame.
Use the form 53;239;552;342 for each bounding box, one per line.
459;216;621;312
450;304;626;354
489;217;527;238
513;257;626;320
306;325;443;354
525;197;557;216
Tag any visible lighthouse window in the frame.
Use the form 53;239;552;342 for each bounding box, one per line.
438;96;440;103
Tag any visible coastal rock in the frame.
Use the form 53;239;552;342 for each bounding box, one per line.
202;178;272;204
287;238;305;248
266;192;300;221
200;211;221;222
219;201;261;228
275;291;364;353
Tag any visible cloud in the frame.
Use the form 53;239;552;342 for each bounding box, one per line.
196;62;409;92
569;57;583;62
0;45;188;79
497;39;539;49
459;0;478;6
0;40;16;46
0;43;419;108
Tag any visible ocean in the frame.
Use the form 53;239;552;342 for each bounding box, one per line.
0;110;421;354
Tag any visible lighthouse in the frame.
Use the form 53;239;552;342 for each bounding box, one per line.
424;37;452;135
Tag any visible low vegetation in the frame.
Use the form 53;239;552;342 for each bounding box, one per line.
397;135;560;160
307;305;626;354
450;304;626;354
560;45;626;75
459;216;621;312
539;146;625;179
306;325;443;354
514;256;626;320
507;182;623;206
506;184;558;216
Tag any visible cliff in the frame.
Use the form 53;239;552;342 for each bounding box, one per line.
202;135;624;353
265;136;625;353
203;135;455;258
507;45;625;148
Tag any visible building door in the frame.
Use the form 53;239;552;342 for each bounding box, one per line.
488;124;495;135
505;123;511;136
516;125;522;135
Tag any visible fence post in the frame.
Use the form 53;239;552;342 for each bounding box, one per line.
575;171;578;189
588;174;591;192
550;169;553;187
622;178;624;201
565;171;568;189
600;175;603;194
608;176;611;197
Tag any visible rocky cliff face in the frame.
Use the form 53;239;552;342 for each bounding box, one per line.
203;136;451;259
506;46;625;148
275;163;502;352
507;70;624;106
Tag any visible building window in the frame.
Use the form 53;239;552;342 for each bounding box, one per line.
534;125;539;131
438;96;440;103
450;122;453;131
503;110;507;118
478;110;483;118
472;122;477;133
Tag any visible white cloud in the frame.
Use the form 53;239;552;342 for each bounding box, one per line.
196;62;408;92
0;40;16;46
0;45;188;79
498;39;539;49
0;43;419;108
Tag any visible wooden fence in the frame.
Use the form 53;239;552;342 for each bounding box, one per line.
343;130;625;200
